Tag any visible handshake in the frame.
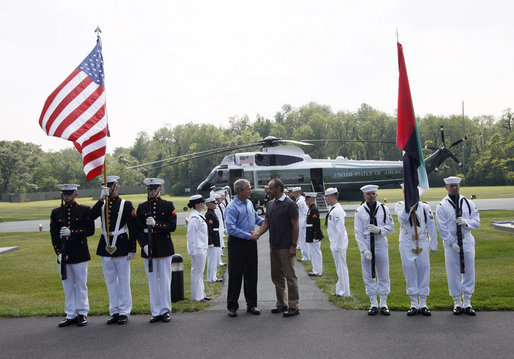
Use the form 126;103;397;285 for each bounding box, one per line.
250;232;260;241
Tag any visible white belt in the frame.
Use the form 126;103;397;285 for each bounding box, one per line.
213;228;219;232
306;224;313;227
102;228;127;237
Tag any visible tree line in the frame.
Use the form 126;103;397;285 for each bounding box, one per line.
1;103;512;195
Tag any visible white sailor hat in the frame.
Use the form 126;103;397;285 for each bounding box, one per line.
205;197;216;204
264;185;269;189
99;175;119;185
360;184;379;193
444;176;462;185
284;188;289;193
213;193;221;199
400;183;404;189
292;187;302;192
210;185;216;189
304;192;317;198
143;178;164;186
224;186;230;189
188;194;205;208
324;187;338;196
58;184;80;193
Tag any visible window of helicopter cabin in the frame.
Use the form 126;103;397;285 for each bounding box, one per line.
216;169;229;184
254;154;302;166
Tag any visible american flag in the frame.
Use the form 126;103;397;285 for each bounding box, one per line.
39;40;108;181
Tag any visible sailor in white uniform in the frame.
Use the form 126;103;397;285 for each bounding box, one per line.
354;184;394;315
186;195;211;302
395;184;438;316
324;188;351;297
292;187;310;261
436;176;480;315
215;194;227;267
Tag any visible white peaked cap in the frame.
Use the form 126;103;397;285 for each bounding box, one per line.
210;185;216;189
400;183;404;189
360;184;379;193
144;178;164;186
205;197;216;203
224;186;230;189
284;189;289;193
292;187;302;192
304;192;317;198
444;176;462;185
58;184;80;191
189;194;203;201
213;194;221;199
100;175;119;184
324;187;338;196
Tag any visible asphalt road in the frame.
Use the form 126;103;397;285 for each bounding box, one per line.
1;233;514;358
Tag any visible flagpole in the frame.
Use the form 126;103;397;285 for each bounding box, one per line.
95;26;111;243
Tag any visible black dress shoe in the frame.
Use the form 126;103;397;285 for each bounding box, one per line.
162;312;171;322
215;279;223;283
117;315;129;325
380;307;391;316
77;315;88;326
149;315;162;323
368;306;379;316
246;307;261;315
228;310;237;317
271;306;288;314
58;317;78;327
308;272;321;277
200;297;212;302
107;313;120;325
453;306;463;315
283;308;300;317
419;307;431;316
464;306;476;316
407;307;418;316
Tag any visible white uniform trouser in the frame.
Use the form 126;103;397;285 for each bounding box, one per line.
332;248;351;296
143;256;172;316
399;240;431;297
190;248;207;301
59;261;89;319
299;226;310;261
207;246;219;282
218;236;225;266
101;256;132;316
307;241;323;275
361;243;390;302
444;243;475;297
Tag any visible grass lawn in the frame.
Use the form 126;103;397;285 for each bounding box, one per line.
299;210;514;311
0;226;227;317
0;194;190;222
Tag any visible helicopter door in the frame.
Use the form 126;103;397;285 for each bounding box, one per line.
310;168;325;192
229;169;244;188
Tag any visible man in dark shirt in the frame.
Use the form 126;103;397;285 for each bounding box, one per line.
255;178;300;317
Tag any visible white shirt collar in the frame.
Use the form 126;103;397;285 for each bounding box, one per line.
278;194;287;201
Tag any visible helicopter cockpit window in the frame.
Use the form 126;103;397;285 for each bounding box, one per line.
254;154;302;166
206;169;228;184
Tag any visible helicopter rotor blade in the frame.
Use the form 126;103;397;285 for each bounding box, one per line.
278;139;314;146
300;139;396;144
440;126;446;147
423;146;439;151
449;137;467;149
446;151;463;167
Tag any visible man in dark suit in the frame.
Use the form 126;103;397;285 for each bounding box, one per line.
50;184;95;327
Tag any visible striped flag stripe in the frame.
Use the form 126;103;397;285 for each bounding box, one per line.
39;40;108;181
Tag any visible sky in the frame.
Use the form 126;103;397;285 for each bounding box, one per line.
1;0;513;152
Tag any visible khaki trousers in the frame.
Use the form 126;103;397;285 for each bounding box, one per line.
270;249;299;309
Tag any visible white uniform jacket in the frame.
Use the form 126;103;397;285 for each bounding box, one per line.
395;201;438;251
187;209;209;256
214;206;225;236
326;203;348;251
354;201;394;253
436;195;480;247
296;196;309;229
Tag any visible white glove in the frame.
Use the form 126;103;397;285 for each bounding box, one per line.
146;217;156;227
60;227;71;237
368;224;381;234
57;253;62;264
451;242;460;253
363;249;373;261
127;252;135;260
143;245;148;256
456;217;467;227
100;186;110;198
